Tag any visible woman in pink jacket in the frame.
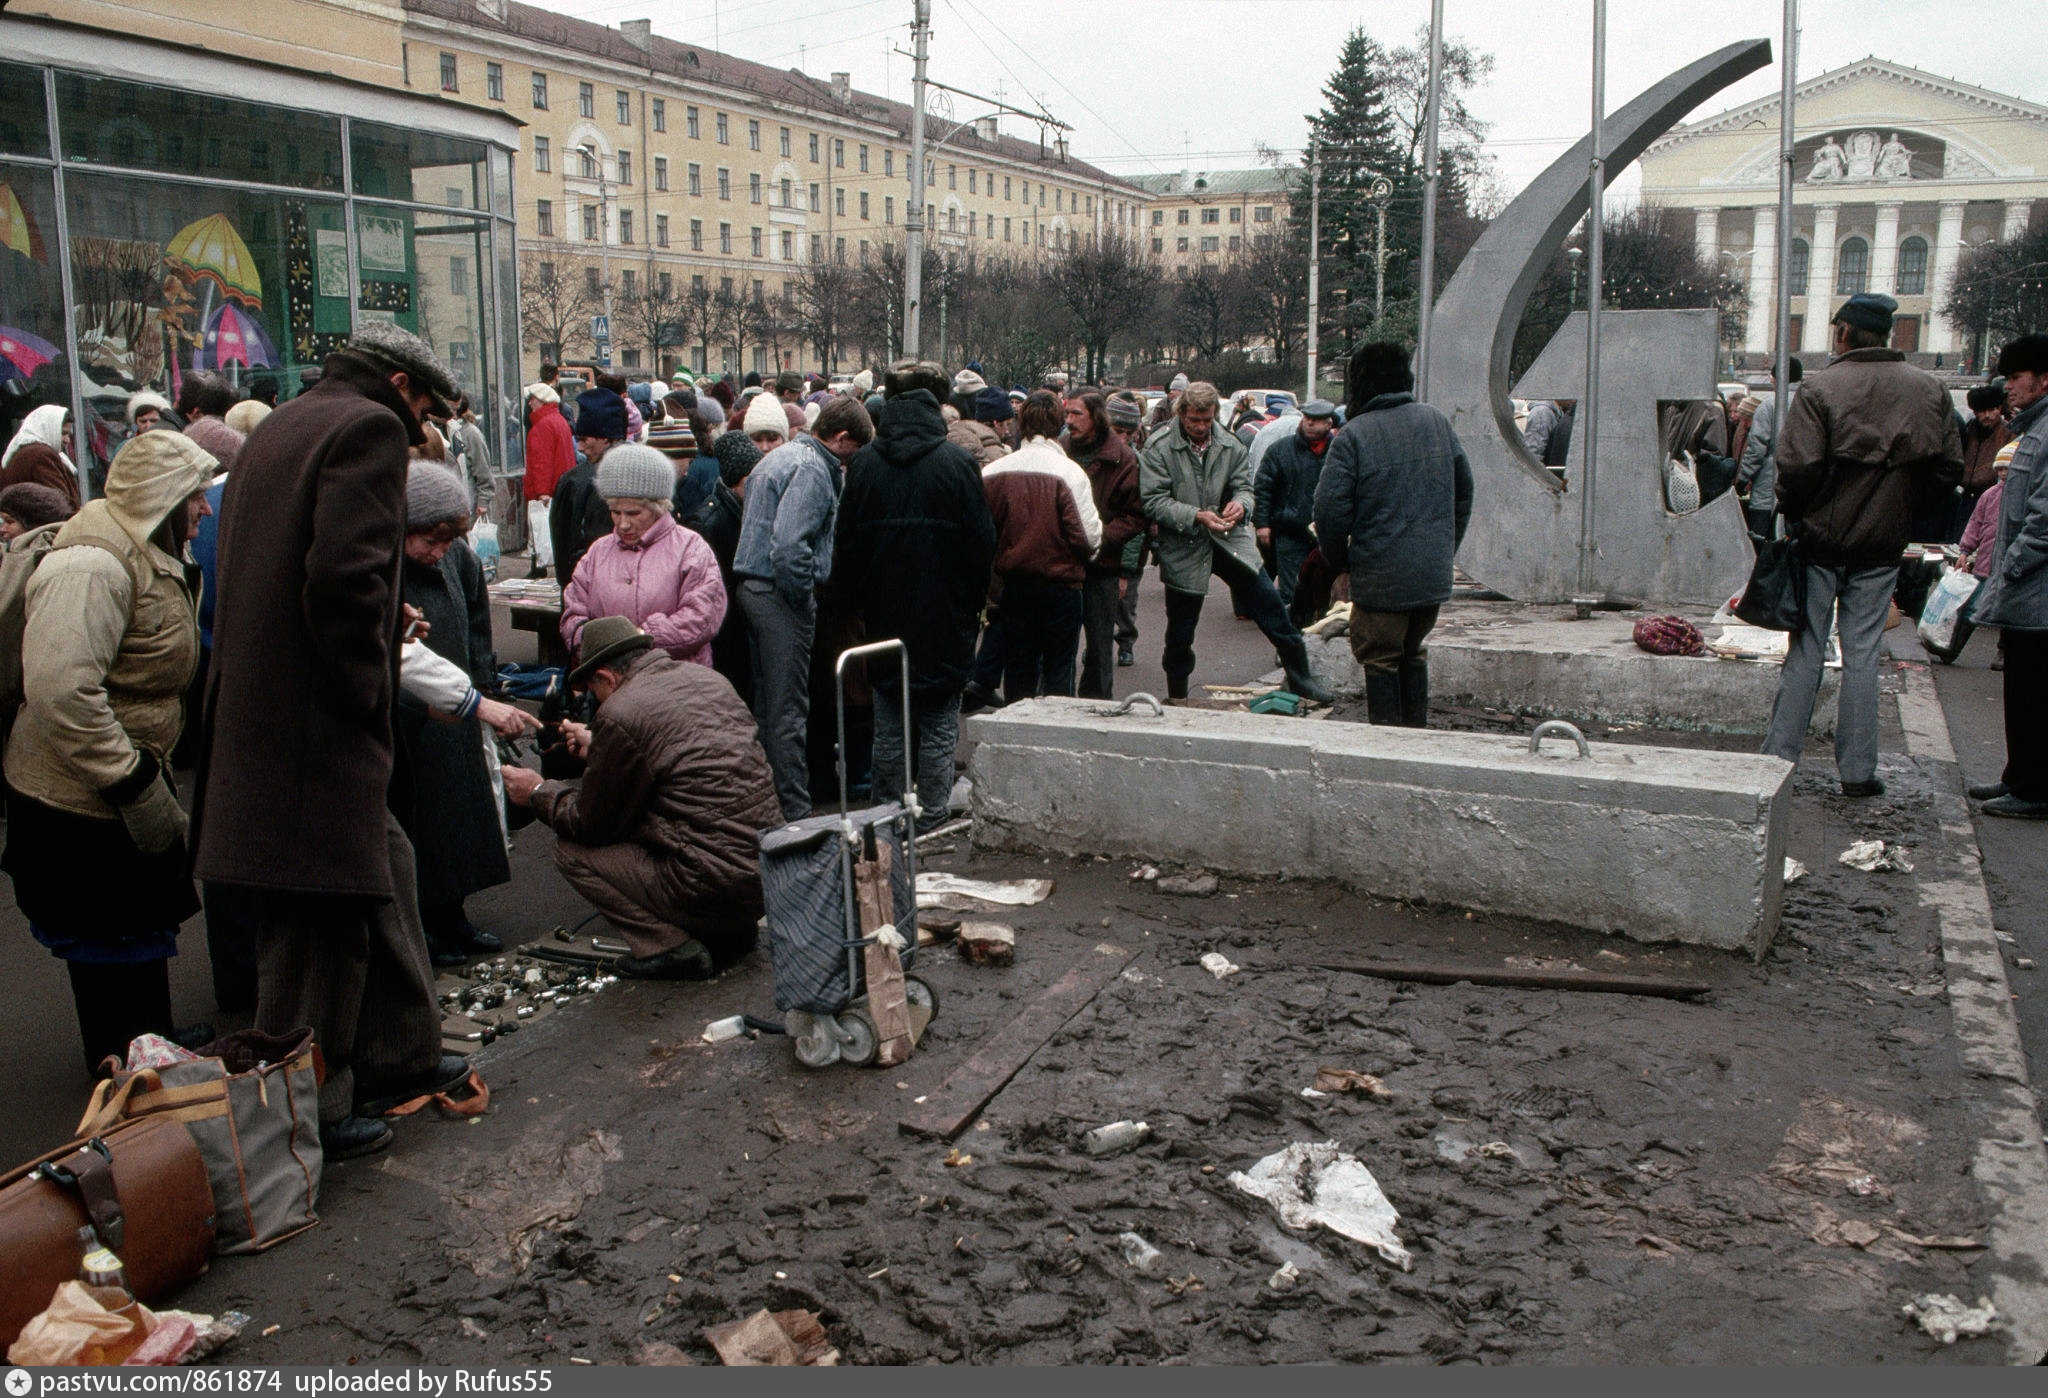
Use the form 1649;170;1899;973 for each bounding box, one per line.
560;444;727;667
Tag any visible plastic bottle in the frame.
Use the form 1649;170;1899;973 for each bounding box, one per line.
1118;1232;1165;1277
76;1227;149;1365
1084;1120;1152;1157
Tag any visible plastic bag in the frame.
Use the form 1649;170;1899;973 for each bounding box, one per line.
1664;452;1701;514
470;517;500;583
1916;566;1978;653
526;501;554;570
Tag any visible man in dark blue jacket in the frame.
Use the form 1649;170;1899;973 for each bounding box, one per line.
1313;343;1473;727
1253;399;1339;608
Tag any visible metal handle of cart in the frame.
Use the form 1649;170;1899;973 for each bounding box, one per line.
831;640;918;991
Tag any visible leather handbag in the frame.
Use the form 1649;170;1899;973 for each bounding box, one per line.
0;1119;216;1349
1735;530;1806;632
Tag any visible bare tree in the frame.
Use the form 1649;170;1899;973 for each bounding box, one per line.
1048;233;1155;383
614;271;690;378
1945;213;2048;366
1238;235;1309;378
518;250;600;364
1173;263;1256;362
789;259;856;371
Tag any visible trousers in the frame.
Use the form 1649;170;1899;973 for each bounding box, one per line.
739;579;816;821
2003;628;2048;801
999;574;1083;701
554;838;761;961
252;812;439;1124
1763;562;1895;785
1078;574;1122;699
1161;548;1301;694
1116;570;1140;646
873;685;961;833
1272;533;1314;609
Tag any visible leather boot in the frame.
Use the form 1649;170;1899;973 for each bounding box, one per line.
1277;637;1336;706
1398;659;1430;728
1363;671;1404;725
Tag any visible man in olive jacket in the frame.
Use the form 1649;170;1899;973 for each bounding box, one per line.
1763;293;1962;796
1138;381;1332;704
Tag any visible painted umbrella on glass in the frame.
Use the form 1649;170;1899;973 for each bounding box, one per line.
0;325;59;384
197;301;280;370
0;182;45;263
165;213;264;373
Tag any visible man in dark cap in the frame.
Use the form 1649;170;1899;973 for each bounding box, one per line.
550;386;628;587
1763;292;1962;797
1959;382;2010;539
1971;333;2048;818
1255;399;1340;610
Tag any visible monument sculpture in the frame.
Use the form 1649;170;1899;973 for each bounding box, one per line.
1807;129;1917;183
1431;39;1771;607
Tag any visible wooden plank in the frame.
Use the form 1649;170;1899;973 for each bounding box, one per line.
856;844;915;1067
898;942;1137;1140
1311;960;1712;1000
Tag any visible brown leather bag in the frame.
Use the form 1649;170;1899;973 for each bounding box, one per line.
0;1119;216;1349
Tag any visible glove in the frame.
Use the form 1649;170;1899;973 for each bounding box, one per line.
118;775;188;856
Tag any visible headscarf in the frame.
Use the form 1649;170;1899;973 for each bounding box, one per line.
3;404;72;471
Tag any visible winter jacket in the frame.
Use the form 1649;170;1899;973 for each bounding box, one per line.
531;649;779;900
1254;426;1329;540
525;397;576;499
733;435;840;608
560;509;726;667
1522;400;1569;465
0;442;81;509
1961;416;2011;496
1245;409;1301;480
1312;392;1474;613
5;433;212;820
1064;429;1144;579
947;417;1011;467
1982;396;2048;631
548;458;614;589
985;436;1101;587
1139;418;1261;594
1775;348;1962;568
833;390;997;694
449;417;495;512
193;352;420;899
1738;391;1791;513
1961;480;2004;579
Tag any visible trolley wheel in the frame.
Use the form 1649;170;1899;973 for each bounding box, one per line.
836;1008;879;1067
792;1021;841;1069
904;975;940;1020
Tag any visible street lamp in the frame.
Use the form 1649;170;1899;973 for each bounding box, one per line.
1566;246;1583;308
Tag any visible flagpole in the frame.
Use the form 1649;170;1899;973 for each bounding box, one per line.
1415;0;1444;401
1577;0;1606;606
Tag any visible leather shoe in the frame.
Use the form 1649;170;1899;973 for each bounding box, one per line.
428;943;469;968
320;1115;394;1161
1117;646;1135;668
1982;794;2048;820
463;925;504;953
608;941;714;981
1968;781;2009;801
1840;779;1885;798
357;1053;472;1116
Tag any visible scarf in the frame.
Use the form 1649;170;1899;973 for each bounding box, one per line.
3;404;72;471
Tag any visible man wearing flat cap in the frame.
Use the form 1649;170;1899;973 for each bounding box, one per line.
1764;292;1962;797
1970;333;2048;819
1255;399;1340;611
501;616;781;979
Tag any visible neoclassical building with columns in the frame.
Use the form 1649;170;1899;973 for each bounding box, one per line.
1641;58;2048;369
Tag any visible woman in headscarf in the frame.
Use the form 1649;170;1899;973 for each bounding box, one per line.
1;404;82;508
3;430;217;1074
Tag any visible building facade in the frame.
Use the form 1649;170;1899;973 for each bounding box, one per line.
1641;59;2048;368
1128;167;1296;274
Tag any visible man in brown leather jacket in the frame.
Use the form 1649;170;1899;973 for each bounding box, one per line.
1763;293;1962;796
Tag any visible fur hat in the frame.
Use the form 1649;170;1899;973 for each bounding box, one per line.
1967;383;2006;413
125;390;171;427
1995;333;2048;378
745;390;790;438
0;481;75;531
575;388;628;442
594;442;676;503
405;463;472;531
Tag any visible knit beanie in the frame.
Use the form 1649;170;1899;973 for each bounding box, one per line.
852;369;874;395
0;481;75;530
594;442;677;503
1105;394;1143;430
405;463;472;531
803;400;822;432
711;429;762;487
973;385;1015;423
785;401;807;433
1169;372;1190;392
745;390;790;438
575;387;628;441
953;368;988;397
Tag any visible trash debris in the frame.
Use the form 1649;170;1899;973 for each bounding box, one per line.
1313;1067;1393;1099
634;1341;694;1366
1199;952;1240;980
1267;1261;1301;1293
1118;1232;1165;1277
1838;840;1913;873
1846;1173;1883;1196
957;922;1016;967
1130;865;1160;882
942;1148;972;1167
1811;1210;1882;1249
704;1308;839;1366
915;873;1054;910
1475;1141;1517;1160
6;1284;245;1367
1900;1294;2000;1345
1227;1141;1413;1271
2017;958;2037;971
1083;1120;1151;1157
1300;1087;1327;1099
1154;873;1219;897
701;1016;747;1044
1163;1274;1203;1296
1783;857;1809;884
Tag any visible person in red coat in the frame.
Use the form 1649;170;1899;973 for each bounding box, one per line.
524;385;575;503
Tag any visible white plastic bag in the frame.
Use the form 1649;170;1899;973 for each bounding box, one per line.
1663;451;1701;514
526;500;554;570
1916;567;1978;653
469;516;500;582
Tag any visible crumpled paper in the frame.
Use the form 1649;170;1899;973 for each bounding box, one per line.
6;1283;241;1366
1228;1141;1412;1270
1839;839;1913;874
1901;1293;1999;1345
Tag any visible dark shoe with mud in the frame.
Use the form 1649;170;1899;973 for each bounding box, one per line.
958;681;1000;715
609;941;715;981
1117;646;1135;668
1968;782;2009;801
427;942;470;968
1840;779;1886;798
463;925;503;953
1981;794;2048;820
321;1115;394;1161
357;1053;472;1116
1363;671;1403;726
1397;659;1430;728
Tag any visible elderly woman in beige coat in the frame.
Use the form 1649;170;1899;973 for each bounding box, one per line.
2;430;218;1075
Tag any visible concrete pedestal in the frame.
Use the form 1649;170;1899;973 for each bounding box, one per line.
967;699;1795;956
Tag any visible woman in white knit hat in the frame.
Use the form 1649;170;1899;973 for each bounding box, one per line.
559;442;728;668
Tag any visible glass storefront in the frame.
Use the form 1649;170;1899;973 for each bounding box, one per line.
0;59;521;496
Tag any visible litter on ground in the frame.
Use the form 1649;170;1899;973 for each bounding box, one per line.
1899;1294;2000;1345
1839;840;1914;874
1227;1141;1413;1271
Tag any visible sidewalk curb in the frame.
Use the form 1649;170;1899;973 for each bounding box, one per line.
1897;662;2048;1365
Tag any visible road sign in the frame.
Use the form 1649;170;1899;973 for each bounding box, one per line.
594;339;612;367
592;314;611;339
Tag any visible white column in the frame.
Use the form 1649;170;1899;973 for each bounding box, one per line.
1871;201;1901;296
2006;199;2035;239
1694;206;1721;269
1927;199;1968;353
1803;203;1840;353
1746;204;1777;355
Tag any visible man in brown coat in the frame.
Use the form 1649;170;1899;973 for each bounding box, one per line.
502;617;781;981
1062;387;1145;699
192;322;469;1160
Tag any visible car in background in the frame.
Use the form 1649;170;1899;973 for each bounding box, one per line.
1225;388;1300;422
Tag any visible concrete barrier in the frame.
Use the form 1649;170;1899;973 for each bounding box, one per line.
966;699;1795;956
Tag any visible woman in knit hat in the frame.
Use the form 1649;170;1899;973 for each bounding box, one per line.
559;442;728;669
744;389;789;450
398;463;511;966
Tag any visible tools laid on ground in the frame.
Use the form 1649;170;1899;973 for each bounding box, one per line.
436;946;618;1048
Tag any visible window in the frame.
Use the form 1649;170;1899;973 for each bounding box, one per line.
1176;235;1189;252
621;348;641;369
926;159;935;188
751;226;763;256
692;275;705;296
584;265;600;294
859;191;869;220
948;163;957;190
617;90;631;124
652;98;666;132
749;172;761;204
1177;209;1190;225
1201;207;1218;224
621;269;635;297
1151;210;1163;226
835;187;845;216
719;276;733;298
1055;189;1062;211
654;156;668;191
659;272;672;297
1200;236;1219;252
531;72;548;108
486;63;503;101
781;229;792;259
533;136;550;172
578;82;594;118
779;177;792;207
686;106;700;138
717;167;730;199
1038;184;1045;207
946;209;956;234
969;170;977;195
690;218;703;250
809;183;820;213
752;278;764;302
620;209;633;244
1229;235;1241;251
834;139;845;168
748;118;760;151
578;146;596;179
858;144;869;172
1836;236;1868;295
808;132;819;162
859;239;870;264
809;234;822;262
1896;236;1929;296
439;52;458;93
688;162;701;196
1228;207;1241;223
1005;217;1013;242
538;260;556;286
618;150;631;185
583;204;599;241
1150;236;1162;253
536;200;553;236
719;222;732;254
1005;176;1012;199
835;237;846;264
885;196;895;225
656;214;669;247
1254;205;1273;223
779;126;791;157
1786;238;1810;296
715;112;728;144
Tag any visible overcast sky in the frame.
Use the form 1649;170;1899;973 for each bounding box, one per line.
556;0;2045;201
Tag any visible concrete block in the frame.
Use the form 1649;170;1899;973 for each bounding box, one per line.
967;699;1794;956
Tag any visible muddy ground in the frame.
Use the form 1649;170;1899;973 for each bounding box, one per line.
171;698;2012;1365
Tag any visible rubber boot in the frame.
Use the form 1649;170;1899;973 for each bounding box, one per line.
1276;637;1336;706
1363;671;1404;726
1398;659;1430;728
1166;673;1190;703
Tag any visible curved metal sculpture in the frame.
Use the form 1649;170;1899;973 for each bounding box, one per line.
1435;39;1772;606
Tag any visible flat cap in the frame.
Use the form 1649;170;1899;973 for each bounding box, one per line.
1301;398;1339;420
1831;292;1897;336
345;321;458;417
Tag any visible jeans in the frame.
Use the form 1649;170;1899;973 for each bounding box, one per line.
999;573;1083;701
872;686;962;832
1161;548;1303;696
1764;562;1896;786
2004;629;2048;801
739;579;815;821
1272;533;1314;609
1078;574;1122;699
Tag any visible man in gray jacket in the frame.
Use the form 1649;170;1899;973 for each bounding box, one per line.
1974;333;2048;819
1738;357;1801;539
